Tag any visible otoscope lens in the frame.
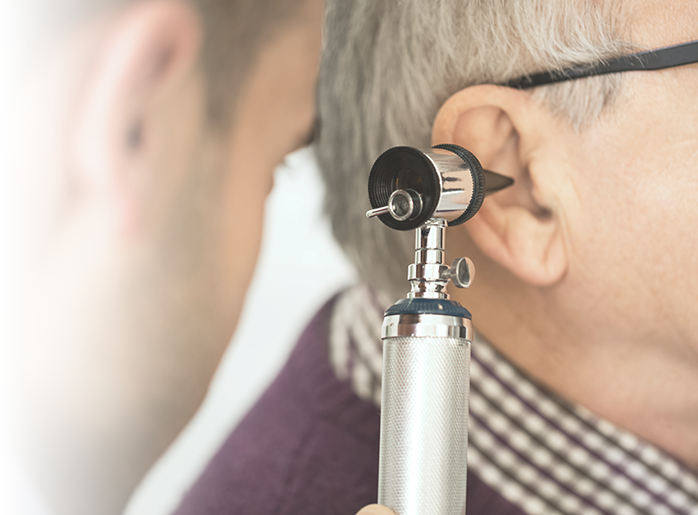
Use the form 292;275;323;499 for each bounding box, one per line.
389;190;414;221
388;189;423;221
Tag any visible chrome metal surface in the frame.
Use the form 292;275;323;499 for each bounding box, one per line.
379;335;471;515
440;257;475;289
382;313;473;340
422;150;475;223
408;219;449;299
418;218;445;250
379;216;475;515
389;189;423;221
405;219;477;299
415;249;443;263
389;190;415;221
367;145;508;515
367;189;425;222
407;263;449;282
366;205;391;219
367;145;514;231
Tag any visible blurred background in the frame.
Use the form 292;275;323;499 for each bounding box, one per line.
123;147;356;515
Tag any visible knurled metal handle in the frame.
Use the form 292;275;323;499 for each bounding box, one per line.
378;336;471;515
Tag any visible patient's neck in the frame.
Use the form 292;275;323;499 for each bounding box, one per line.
452;278;698;470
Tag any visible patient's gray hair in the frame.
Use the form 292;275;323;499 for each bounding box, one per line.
315;0;631;300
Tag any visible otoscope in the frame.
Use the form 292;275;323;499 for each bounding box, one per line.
366;144;513;515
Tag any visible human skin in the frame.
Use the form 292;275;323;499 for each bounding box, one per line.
435;0;698;469
352;2;697;514
4;0;323;514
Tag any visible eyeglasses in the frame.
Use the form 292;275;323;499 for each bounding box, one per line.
505;39;698;89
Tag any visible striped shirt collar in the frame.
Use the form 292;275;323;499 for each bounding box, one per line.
328;284;698;515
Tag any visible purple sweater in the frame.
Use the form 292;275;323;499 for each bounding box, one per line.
174;297;521;515
175;290;698;514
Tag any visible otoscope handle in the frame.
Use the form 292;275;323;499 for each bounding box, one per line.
378;312;471;515
367;144;508;514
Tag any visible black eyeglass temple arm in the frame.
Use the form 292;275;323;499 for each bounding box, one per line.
504;39;698;89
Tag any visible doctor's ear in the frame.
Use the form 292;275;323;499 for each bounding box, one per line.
72;0;202;235
431;84;572;287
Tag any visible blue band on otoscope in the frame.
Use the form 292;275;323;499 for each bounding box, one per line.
385;298;472;319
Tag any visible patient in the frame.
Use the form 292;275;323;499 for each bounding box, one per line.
175;0;698;513
1;0;322;514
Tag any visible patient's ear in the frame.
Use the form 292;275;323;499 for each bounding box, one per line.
432;85;569;287
73;0;202;235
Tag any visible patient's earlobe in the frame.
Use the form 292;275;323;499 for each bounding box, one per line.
432;84;568;287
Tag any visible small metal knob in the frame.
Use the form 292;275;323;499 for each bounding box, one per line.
441;257;475;288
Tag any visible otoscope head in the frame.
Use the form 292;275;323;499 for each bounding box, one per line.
366;144;513;231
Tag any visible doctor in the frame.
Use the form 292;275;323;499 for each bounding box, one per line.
1;0;323;513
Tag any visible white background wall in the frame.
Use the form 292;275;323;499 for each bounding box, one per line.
125;148;357;515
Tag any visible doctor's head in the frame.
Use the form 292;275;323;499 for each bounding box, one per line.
2;0;323;513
